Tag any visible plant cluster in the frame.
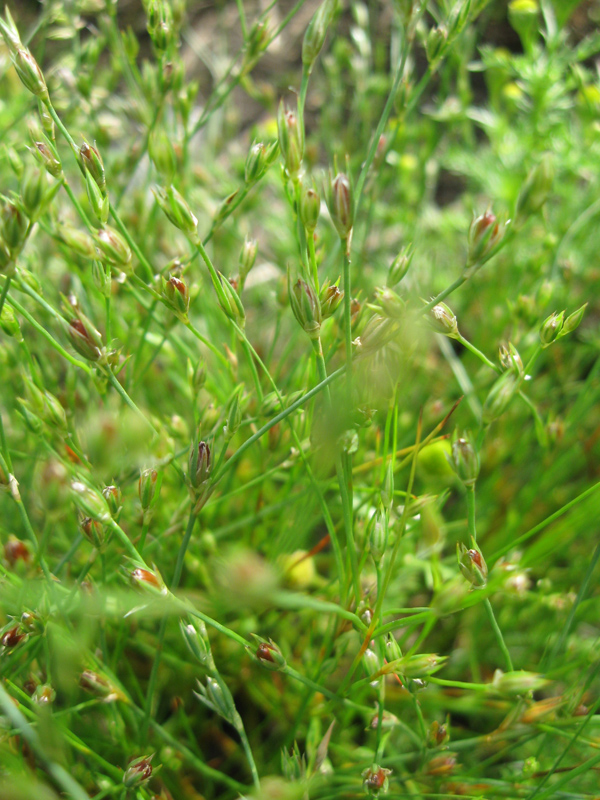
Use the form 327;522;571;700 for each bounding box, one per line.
1;0;600;798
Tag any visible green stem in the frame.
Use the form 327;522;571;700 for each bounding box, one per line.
0;274;11;315
101;367;159;437
342;247;353;404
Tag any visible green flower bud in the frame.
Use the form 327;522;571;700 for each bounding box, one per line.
302;0;336;69
94;226;132;268
123;755;154;788
448;432;480;486
149;128;177;181
21;168;45;220
202;676;239;723
55;223;97;259
319;279;343;320
385;633;402;663
482;371;518;424
102;484;122;518
216;272;245;327
429;302;458;337
326;170;354;243
498;342;523;374
300;183;320;232
1;201;28;256
539;310;564;347
244;140;279;184
67;317;103;361
16;397;43;434
289;273;321;339
70;480;112;524
277;100;304;180
85;171;109;225
239;237;257;286
375;286;405;319
0;244;14;276
509;0;539;51
426;25;447;65
162;275;190;319
188;358;206;394
362;764;392;796
152;185;199;240
467;211;503;268
145;0;173;51
139;467;158;511
180;618;214;669
0;304;22;340
80;141;106;195
188;440;211;489
457;538;488;587
80;516;105;547
42;390;67;431
0;8;22;53
427;718;450;747
224;390;243;440
387;245;413;287
249;636;287;672
492;669;549;696
559;303;587;338
12;48;49;102
396;653;447;679
30;138;61;178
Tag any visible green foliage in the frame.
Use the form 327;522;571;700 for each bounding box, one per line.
1;1;600;798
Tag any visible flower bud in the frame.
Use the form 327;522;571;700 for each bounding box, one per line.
146;0;173;51
84;170;109;226
138;467;158;511
180;618;214;668
80;141;106;195
149;128;177;181
429;302;458;337
1;304;22;340
188;440;211;489
302;0;336;68
12;47;49;102
102;485;122;517
277;100;304;180
244;140;279;184
482;371;518;424
427;719;450;748
80;516;105;547
509;0;539;51
71;480;112;524
130;565;167;594
1;625;28;650
289;273;321;339
539;310;564;346
0;8;21;52
426;25;447;64
224;390;243;440
560;303;587;337
387;245;413;287
238;237;257;286
4;536;31;567
54;222;96;259
300;184;320;232
448;432;479;486
1;201;28;256
216;271;245;327
369;509;388;565
362;764;392;796
201;676;239;724
21;168;45;220
467;211;503;268
250;636;287;671
492;669;549;696
499;342;523;374
457;539;488;587
515;156;554;228
319;279;343;319
67;317;103;361
153;185;199;240
375;286;405;319
188;359;206;394
327;170;353;242
94;226;132;267
0;244;14;276
30;140;62;178
397;653;447;679
162;275;190;319
123;755;154;788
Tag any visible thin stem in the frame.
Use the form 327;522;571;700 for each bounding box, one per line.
0;274;12;316
101;367;159;437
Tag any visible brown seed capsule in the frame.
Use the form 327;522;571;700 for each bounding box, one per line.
1;625;27;649
4;536;31;566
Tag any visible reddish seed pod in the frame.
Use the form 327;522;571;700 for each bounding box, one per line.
1;625;27;649
4;536;31;566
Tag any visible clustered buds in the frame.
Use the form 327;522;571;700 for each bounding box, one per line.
540;304;586;347
457;539;488;588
